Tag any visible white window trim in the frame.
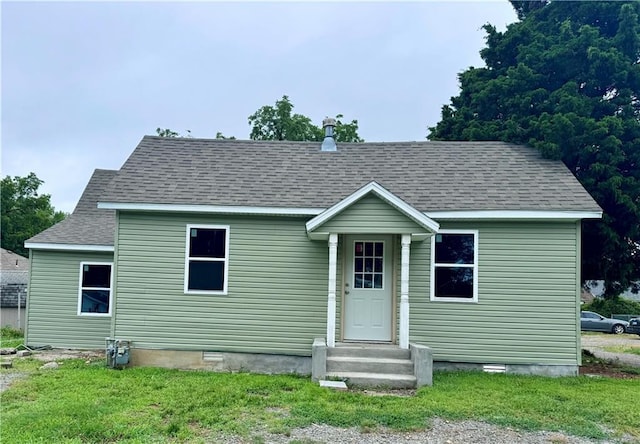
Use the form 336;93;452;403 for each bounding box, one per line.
77;261;114;316
430;229;479;303
184;224;230;295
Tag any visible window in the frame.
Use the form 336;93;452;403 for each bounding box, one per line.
184;225;229;294
78;262;113;316
353;241;384;289
430;230;478;302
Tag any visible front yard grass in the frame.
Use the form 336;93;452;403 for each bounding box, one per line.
1;358;639;443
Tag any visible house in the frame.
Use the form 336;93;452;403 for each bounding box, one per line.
1;248;29;330
24;124;602;386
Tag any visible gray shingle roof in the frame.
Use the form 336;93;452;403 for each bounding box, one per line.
1;248;28;271
101;136;601;212
27;169;117;246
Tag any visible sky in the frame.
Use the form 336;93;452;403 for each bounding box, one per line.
2;1;517;213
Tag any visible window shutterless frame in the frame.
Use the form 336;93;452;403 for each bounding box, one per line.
77;261;114;316
184;224;230;295
430;229;479;303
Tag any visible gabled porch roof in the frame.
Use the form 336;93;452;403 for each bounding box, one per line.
306;181;439;240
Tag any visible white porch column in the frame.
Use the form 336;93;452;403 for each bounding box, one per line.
399;234;411;349
326;233;338;347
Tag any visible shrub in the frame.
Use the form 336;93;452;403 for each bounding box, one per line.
582;297;640;318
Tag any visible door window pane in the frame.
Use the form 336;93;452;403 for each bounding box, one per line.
354;241;383;289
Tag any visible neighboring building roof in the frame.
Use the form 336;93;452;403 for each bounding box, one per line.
1;248;28;271
100;136;601;213
26;169;117;249
0;248;29;296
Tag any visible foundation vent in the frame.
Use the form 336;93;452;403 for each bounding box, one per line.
483;364;506;373
203;352;224;362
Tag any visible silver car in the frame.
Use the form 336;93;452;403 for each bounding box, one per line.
581;311;629;334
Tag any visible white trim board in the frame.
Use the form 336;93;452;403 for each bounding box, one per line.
425;210;602;220
24;242;114;252
99;201;601;221
98;202;322;216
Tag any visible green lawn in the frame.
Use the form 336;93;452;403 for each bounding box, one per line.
1;358;639;443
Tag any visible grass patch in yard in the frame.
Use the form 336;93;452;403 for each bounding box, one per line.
0;326;23;349
602;345;640;356
1;361;639;443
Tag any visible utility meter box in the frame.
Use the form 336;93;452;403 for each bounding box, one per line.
106;338;130;368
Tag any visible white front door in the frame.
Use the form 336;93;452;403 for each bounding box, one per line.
344;235;393;341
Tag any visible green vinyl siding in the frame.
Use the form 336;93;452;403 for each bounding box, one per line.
26;250;113;348
408;221;580;365
315;194;427;234
114;212;328;355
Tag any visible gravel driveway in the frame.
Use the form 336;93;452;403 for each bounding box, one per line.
219;420;616;444
581;333;640;367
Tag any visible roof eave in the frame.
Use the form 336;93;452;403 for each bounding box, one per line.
24;242;114;252
98;202;322;216
426;210;603;221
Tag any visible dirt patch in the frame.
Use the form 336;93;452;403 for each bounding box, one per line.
27;348;104;362
0;348;105;393
579;362;640;379
1;348;104;363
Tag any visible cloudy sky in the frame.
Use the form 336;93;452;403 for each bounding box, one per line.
2;1;516;213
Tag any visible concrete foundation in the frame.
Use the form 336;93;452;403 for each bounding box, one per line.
130;349;311;375
434;361;578;377
128;347;577;379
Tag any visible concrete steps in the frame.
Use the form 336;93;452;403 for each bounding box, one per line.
326;371;416;389
324;343;416;388
327;356;414;374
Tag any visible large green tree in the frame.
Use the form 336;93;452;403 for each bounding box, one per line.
248;95;363;142
157;95;362;142
429;1;640;297
1;173;66;257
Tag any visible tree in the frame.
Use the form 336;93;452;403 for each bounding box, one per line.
157;96;362;142
215;132;236;140
1;173;66;257
156;128;192;138
428;1;640;297
248;95;363;142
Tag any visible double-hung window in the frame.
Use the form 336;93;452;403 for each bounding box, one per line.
430;230;478;302
78;262;113;316
184;224;229;294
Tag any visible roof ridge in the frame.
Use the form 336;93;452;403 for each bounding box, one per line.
142;135;517;146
